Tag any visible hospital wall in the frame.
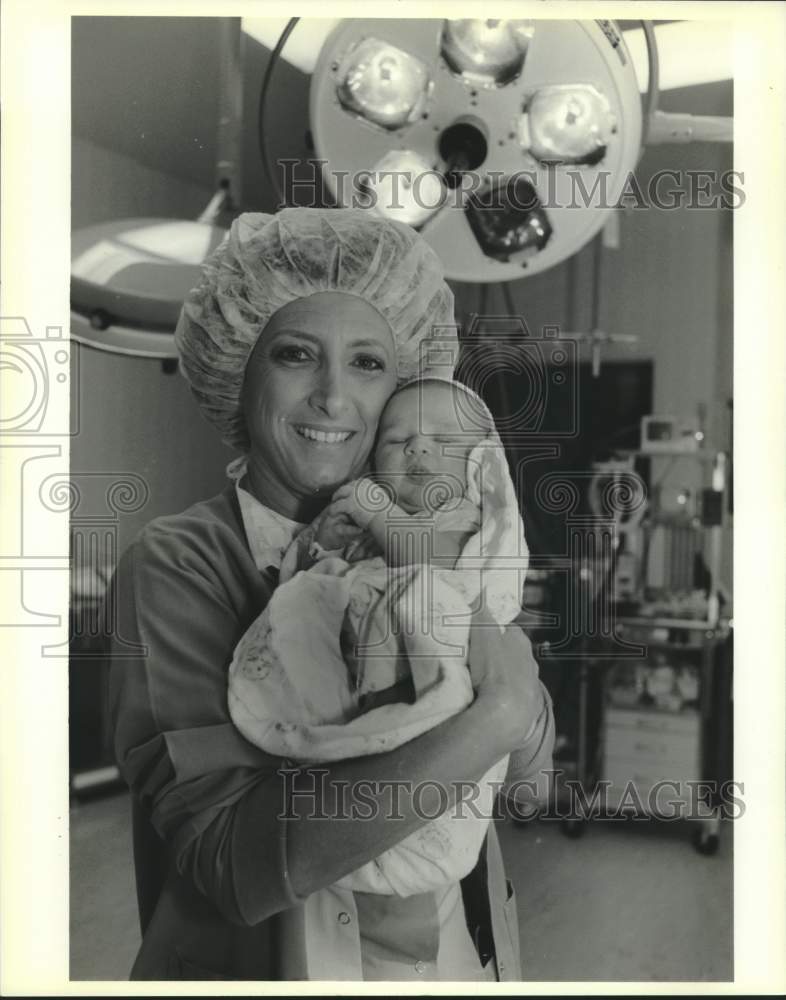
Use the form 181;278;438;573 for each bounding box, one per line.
70;19;733;593
71;18;237;550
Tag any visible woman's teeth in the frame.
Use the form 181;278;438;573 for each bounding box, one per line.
295;426;352;444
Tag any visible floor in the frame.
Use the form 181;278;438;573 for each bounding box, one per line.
70;790;733;982
500;814;733;981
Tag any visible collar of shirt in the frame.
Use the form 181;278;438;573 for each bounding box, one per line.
227;458;307;573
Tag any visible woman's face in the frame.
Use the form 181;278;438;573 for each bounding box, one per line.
242;292;398;519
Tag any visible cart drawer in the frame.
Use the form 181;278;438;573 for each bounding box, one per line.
603;754;701;788
602;774;694;811
605;706;700;737
603;726;700;770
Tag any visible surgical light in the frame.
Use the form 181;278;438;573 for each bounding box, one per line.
336;38;431;129
440;19;534;88
365;150;446;227
520;85;617;165
70;218;227;358
310;19;645;282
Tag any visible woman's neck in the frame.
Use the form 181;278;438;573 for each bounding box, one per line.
243;459;331;524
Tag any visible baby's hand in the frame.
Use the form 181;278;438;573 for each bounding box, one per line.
329;478;392;530
313;506;363;551
343;534;382;564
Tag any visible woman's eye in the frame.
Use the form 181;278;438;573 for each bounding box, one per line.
274;345;311;364
352;355;385;372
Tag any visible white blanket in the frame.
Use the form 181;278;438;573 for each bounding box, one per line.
228;441;529;896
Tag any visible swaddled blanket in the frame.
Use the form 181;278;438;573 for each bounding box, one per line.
228;438;528;896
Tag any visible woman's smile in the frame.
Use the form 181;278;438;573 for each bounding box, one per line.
292;423;357;445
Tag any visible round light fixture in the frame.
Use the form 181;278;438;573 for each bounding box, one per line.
310;18;643;281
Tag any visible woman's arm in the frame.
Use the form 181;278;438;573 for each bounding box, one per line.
109;518;550;928
215;686;537;923
186;621;550;927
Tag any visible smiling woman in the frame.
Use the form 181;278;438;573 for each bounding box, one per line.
108;207;554;982
242;292;398;521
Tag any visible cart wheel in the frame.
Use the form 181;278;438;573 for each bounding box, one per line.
561;818;587;839
692;825;720;856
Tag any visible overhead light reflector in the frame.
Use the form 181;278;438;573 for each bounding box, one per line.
366;150;446;227
520;85;616;165
336;38;431;129
466;177;552;262
441;19;535;88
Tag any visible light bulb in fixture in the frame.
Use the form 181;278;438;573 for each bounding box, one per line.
520;85;616;165
441;19;534;88
336;38;431;130
465;177;552;262
363;150;446;227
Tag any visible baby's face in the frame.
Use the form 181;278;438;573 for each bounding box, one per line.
374;382;489;514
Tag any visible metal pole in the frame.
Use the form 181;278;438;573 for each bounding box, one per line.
217;19;244;205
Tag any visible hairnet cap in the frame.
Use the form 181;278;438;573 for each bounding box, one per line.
175;207;457;451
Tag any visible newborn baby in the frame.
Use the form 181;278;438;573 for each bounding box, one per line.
228;377;529;896
311;376;491;567
282;378;500;709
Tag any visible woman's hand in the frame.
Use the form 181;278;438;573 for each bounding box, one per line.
467;602;544;756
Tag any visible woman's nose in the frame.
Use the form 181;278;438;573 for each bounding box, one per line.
310;366;348;417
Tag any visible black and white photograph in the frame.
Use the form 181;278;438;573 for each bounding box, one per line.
1;2;785;993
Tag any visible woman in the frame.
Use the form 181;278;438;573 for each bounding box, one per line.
107;208;554;981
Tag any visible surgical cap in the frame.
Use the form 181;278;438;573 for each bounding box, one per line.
174;208;457;451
